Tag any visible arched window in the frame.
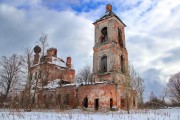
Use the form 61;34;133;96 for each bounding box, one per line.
100;27;108;43
121;55;125;73
118;28;123;47
101;55;107;72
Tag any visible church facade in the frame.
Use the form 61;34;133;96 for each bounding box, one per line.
21;4;137;111
78;4;137;110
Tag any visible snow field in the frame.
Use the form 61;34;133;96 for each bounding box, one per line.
0;108;179;120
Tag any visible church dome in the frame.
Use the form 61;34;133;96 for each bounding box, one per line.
34;45;41;54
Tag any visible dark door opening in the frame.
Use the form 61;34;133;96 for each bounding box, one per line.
83;97;88;108
94;99;99;110
110;98;113;109
121;98;125;108
133;97;136;107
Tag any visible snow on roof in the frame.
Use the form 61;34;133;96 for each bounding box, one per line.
50;57;66;67
62;84;75;87
95;81;106;84
43;79;75;89
44;79;61;89
75;81;110;87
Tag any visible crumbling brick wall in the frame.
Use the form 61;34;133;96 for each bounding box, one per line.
77;83;117;111
56;86;77;109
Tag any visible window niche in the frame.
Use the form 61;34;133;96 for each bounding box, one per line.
118;28;123;47
101;55;107;72
100;27;108;43
34;72;38;79
133;97;136;107
38;71;42;79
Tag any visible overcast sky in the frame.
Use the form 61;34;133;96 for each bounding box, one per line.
0;0;180;99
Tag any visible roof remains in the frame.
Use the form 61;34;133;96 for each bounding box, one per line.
93;4;126;26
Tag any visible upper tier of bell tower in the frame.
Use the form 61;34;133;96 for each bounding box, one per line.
92;4;129;83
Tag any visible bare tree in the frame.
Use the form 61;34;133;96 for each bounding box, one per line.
123;77;131;114
149;91;157;102
160;88;168;104
129;64;144;108
37;65;50;109
38;33;49;56
21;47;34;110
119;63;144;113
0;54;22;103
167;72;180;105
76;64;92;85
144;91;167;109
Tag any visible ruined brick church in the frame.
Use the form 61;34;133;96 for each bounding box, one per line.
22;4;137;111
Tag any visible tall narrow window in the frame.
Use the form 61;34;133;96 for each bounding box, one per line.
101;27;108;43
101;55;107;72
118;28;123;47
121;56;125;73
34;72;37;79
38;71;42;79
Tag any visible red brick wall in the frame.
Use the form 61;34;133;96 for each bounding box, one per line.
30;63;75;84
56;86;77;109
77;84;117;110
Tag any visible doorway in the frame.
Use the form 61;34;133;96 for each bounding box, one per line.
110;98;113;109
94;99;99;110
83;97;88;108
121;98;125;108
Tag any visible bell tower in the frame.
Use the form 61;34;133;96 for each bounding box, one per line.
92;4;129;84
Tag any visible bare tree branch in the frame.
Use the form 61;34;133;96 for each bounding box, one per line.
167;72;180;105
0;54;23;101
38;33;49;56
76;64;92;85
128;63;145;108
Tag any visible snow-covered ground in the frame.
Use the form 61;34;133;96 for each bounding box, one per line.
0;108;179;120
